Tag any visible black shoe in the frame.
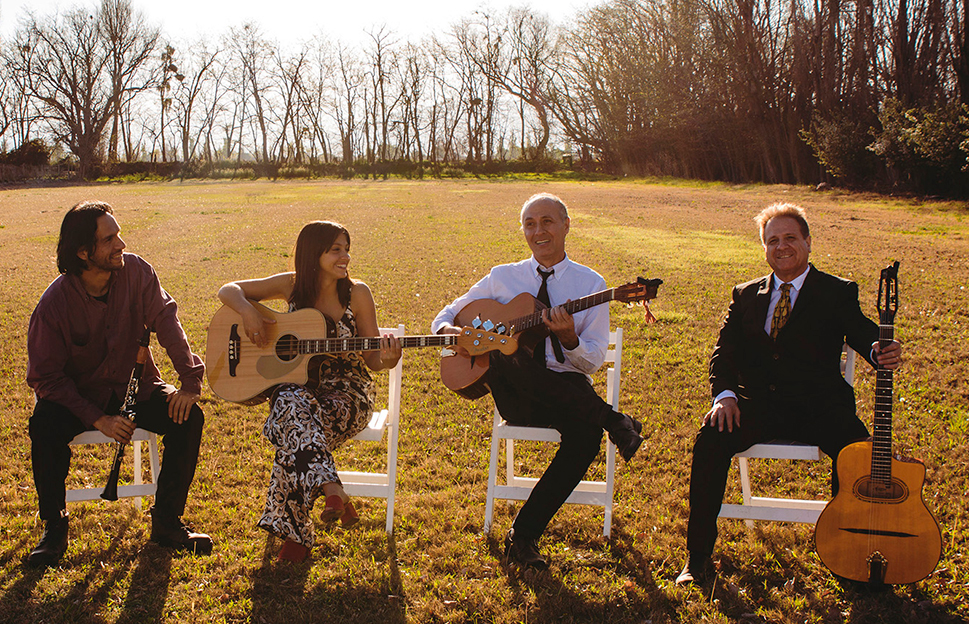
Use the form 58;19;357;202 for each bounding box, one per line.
607;414;644;461
27;516;69;568
675;553;713;585
504;529;549;570
150;508;213;555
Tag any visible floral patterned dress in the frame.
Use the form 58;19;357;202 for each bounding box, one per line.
257;307;374;547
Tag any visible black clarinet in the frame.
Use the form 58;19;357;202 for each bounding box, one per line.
101;328;152;501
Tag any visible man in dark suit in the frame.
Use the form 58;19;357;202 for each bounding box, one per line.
676;202;902;585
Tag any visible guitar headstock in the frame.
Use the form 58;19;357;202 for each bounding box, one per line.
614;276;664;304
878;261;899;325
456;327;518;356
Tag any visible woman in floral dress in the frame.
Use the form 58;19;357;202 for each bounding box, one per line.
218;221;401;562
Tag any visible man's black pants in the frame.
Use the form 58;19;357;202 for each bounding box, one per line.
488;350;615;541
685;396;869;556
30;387;204;522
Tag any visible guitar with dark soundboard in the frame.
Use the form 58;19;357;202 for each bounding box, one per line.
207;302;517;404
814;261;941;585
440;277;662;399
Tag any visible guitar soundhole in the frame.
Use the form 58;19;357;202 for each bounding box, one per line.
853;476;908;503
275;334;300;361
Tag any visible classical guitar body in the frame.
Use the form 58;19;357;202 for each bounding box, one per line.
441;292;543;400
206;303;330;405
815;440;942;585
814;261;941;585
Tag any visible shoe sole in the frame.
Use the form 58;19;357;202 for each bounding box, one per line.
151;536;213;556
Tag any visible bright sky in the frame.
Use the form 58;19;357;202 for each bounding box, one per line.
0;0;589;47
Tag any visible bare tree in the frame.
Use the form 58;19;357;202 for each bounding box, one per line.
7;0;158;176
458;8;557;159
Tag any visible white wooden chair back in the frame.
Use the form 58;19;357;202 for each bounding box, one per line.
484;328;623;537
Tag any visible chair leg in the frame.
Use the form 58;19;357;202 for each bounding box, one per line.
739;456;754;529
133;439;142;510
484;426;502;534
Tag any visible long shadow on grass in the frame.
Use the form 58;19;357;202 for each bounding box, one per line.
840;580;966;624
115;544;172;624
488;526;673;623
4;517;137;622
250;535;312;623
249;534;406;623
0;534;44;624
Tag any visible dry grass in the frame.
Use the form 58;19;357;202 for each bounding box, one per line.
0;179;967;623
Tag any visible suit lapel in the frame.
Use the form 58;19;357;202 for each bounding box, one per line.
755;275;772;326
785;264;818;328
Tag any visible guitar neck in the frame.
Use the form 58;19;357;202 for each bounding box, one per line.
871;323;895;485
298;334;458;355
508;288;616;333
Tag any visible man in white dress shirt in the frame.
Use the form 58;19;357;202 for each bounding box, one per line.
432;193;643;569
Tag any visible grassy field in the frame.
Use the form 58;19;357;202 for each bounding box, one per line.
0;179;966;623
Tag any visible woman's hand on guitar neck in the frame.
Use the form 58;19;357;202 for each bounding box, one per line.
437;324;470;357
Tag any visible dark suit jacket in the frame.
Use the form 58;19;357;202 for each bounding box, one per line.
709;264;879;423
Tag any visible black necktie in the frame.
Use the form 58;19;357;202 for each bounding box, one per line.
535;268;565;364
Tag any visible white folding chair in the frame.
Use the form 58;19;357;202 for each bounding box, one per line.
337;324;404;534
67;428;161;510
718;345;857;525
484;328;623;538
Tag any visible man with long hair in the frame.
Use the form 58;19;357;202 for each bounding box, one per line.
26;201;212;568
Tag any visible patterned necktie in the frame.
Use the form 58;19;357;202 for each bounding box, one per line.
535;268;565;364
770;283;792;340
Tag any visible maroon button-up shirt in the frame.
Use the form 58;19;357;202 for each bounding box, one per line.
27;253;205;428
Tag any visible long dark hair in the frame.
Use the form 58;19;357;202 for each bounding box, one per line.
289;221;353;310
57;201;114;275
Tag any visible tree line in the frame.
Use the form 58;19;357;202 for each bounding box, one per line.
1;0;967;196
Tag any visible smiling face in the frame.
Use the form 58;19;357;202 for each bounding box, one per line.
763;215;811;282
80;214;126;273
521;198;570;267
318;232;350;281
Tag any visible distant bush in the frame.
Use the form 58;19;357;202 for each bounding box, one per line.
869;99;969;196
1;139;52;166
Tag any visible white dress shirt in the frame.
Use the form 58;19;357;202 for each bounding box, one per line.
431;255;609;376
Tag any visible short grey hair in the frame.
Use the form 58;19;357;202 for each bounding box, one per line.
520;193;569;223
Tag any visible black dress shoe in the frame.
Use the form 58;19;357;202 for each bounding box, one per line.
675;553;713;585
504;529;549;570
27;516;69;568
607;414;644;461
150;508;213;555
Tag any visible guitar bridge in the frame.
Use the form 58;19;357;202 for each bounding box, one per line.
228;324;241;376
867;550;887;586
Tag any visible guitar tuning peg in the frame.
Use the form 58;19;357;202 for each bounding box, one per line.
482;320;495;332
472;316;482;329
495;323;507;335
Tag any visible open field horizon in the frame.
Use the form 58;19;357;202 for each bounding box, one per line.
1;179;967;623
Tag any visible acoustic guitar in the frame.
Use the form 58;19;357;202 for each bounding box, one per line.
206;302;517;404
440;277;662;399
814;261;941;585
